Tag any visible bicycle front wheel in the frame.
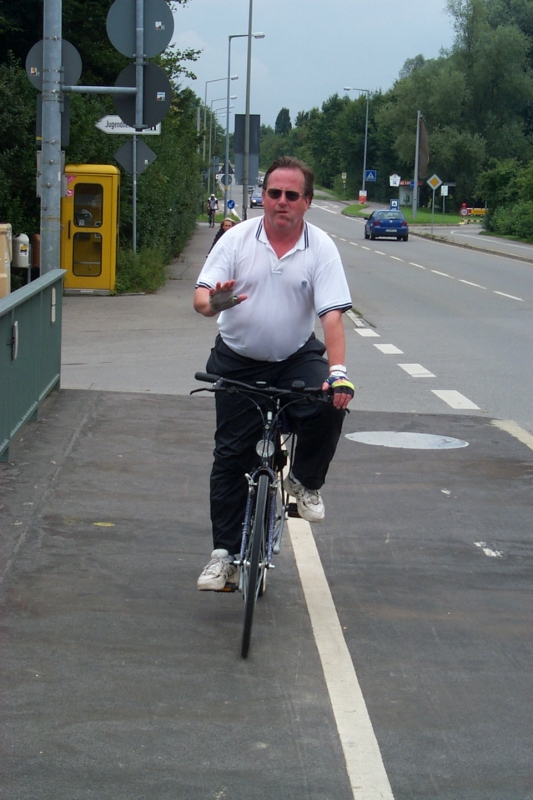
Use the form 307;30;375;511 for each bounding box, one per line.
241;473;270;659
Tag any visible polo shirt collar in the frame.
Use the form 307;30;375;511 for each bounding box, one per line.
256;218;309;251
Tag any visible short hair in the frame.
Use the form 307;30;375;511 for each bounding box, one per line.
263;156;314;201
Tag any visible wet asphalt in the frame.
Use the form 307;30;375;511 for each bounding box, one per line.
1;222;532;800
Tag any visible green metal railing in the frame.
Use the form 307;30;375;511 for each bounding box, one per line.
0;270;65;462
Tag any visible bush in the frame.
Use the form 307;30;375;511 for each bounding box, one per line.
491;201;533;240
114;246;167;294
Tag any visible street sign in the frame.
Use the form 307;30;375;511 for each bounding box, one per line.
114;138;157;175
441;185;449;196
113;63;172;127
106;0;174;58
220;174;232;185
95;115;161;135
227;199;235;210
390;199;399;209
365;170;377;182
427;174;442;190
26;39;82;91
389;173;401;187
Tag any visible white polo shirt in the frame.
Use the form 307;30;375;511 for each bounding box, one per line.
196;216;352;362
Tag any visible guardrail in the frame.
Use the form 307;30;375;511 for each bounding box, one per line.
0;269;65;462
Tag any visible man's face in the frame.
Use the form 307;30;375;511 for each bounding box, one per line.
262;168;311;233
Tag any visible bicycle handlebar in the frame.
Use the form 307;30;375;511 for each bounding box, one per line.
193;371;328;399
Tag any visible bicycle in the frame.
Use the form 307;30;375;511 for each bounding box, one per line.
207;206;216;227
192;372;329;658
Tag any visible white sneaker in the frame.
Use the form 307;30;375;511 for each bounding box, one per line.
284;474;325;523
197;549;239;591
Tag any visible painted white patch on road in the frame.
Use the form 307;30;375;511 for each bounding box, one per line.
474;541;503;558
493;291;524;301
432;390;480;409
409;262;426;269
288;517;395;800
356;329;380;337
399;363;436;378
374;344;404;354
350;241;359;246
362;246;371;251
375;250;386;255
346;310;365;327
390;256;403;262
346;431;468;450
431;270;453;278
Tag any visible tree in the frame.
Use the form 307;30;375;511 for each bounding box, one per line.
275;108;292;136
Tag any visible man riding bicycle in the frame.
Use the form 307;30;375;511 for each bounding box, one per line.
194;156;354;590
206;194;218;227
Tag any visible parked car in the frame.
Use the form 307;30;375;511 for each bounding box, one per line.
364;209;409;241
250;189;263;208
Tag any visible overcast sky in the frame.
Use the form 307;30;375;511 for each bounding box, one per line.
171;0;456;129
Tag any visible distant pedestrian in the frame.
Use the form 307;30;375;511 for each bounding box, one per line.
207;218;236;255
206;194;219;227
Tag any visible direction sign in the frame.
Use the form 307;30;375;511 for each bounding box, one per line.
96;115;161;135
227;199;235;210
427;174;442;190
365;169;377;182
389;173;401;187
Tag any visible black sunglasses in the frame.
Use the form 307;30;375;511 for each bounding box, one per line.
265;188;305;202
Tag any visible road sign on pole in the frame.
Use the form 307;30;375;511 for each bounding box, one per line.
96;115;161;135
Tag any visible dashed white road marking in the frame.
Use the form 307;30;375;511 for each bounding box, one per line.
289;517;395;800
374;344;404;354
409;262;426;269
493;291;524;301
459;279;486;289
362;246;371;251
375;250;386;255
355;328;380;337
350;241;359;246
390;256;403;262
399;363;436;378
432;390;480;409
474;541;503;558
431;270;453;278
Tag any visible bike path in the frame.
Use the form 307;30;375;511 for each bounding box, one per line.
1;223;531;799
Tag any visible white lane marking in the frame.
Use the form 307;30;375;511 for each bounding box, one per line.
474;541;503;558
340;238;347;242
374;344;404;354
432;390;480;409
350;242;359;246
375;250;386;255
493;291;524;301
491;420;533;452
312;203;338;214
431;270;453;278
356;329;380;337
362;246;371;251
346;310;365;327
459;279;486;289
398;363;436;378
390;256;403;262
409;262;426;269
330;234;337;238
288;517;395;800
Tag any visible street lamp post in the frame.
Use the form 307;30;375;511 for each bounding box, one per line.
344;86;370;199
225;30;265;216
204;75;237;160
209;97;235;194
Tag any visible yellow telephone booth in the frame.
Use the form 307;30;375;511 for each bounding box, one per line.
61;165;120;293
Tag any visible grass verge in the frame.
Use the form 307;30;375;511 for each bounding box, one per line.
342;204;465;224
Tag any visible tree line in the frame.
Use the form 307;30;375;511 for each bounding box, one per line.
260;0;533;238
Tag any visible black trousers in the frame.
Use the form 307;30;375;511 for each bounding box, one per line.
206;334;346;554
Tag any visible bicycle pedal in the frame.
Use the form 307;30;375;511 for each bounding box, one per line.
215;584;239;593
287;502;300;518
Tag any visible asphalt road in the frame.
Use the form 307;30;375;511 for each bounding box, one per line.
1;218;532;800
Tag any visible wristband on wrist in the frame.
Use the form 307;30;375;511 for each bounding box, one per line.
329;364;346;373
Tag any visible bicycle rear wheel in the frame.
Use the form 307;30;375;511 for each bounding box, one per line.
241;473;269;658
